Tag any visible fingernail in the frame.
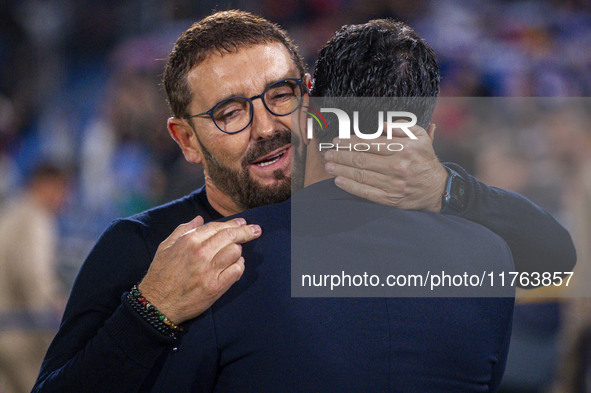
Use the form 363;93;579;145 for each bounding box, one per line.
234;218;246;226
324;151;334;161
251;225;261;234
325;163;335;173
334;176;344;187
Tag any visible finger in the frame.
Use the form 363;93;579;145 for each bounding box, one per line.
217;257;246;290
329;130;429;156
327;138;405;157
162;215;205;246
325;151;397;174
426;123;436;140
329;123;428;144
185;217;248;244
207;223;261;245
201;224;262;268
327;136;414;157
333;176;392;206
212;242;244;271
326;162;404;190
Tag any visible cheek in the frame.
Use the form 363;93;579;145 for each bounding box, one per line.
280;115;292;131
209;133;251;165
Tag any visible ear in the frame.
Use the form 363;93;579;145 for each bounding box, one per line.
304;73;312;92
427;123;436;141
167;117;203;164
295;73;313;146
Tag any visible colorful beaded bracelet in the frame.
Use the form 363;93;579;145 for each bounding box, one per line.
126;284;183;339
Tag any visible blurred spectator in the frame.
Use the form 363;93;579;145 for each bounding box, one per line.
0;94;19;203
0;162;71;393
547;107;591;393
80;69;168;216
79;33;204;219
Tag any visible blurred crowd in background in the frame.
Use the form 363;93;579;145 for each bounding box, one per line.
0;0;590;392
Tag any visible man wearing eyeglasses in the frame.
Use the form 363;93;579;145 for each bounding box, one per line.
33;10;575;393
176;77;306;214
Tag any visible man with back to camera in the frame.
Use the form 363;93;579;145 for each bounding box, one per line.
146;18;515;392
33;10;575;393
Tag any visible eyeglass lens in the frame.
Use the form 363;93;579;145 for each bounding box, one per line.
212;79;302;133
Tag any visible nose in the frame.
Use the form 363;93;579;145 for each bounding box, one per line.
249;99;276;140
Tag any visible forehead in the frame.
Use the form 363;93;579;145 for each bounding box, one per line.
187;42;299;108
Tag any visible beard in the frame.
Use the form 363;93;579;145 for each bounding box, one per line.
199;129;305;210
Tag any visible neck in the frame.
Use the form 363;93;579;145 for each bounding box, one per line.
303;143;333;188
204;177;244;217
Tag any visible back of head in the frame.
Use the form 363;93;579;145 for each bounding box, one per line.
27;161;72;212
28;162;70;186
163;10;305;119
311;19;439;136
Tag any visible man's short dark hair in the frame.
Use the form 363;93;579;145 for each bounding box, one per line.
311;19;439;136
28;161;71;185
163;10;306;119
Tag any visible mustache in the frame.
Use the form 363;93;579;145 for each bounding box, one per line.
242;130;292;167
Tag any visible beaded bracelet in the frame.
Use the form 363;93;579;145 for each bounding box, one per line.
126;284;183;339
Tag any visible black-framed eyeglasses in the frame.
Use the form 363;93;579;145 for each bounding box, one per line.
184;78;305;134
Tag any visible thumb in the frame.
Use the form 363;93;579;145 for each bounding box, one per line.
426;123;436;141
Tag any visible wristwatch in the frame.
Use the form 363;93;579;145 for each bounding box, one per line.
440;166;467;214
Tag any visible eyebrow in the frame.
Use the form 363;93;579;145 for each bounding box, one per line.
214;75;299;104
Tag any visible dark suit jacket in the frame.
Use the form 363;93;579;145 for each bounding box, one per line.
149;179;515;392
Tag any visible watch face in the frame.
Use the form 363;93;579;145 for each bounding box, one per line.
450;176;467;210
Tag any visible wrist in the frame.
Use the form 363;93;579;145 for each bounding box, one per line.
137;281;175;321
127;284;183;339
428;164;449;212
440;165;468;215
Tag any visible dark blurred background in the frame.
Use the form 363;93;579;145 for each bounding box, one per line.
0;1;590;392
